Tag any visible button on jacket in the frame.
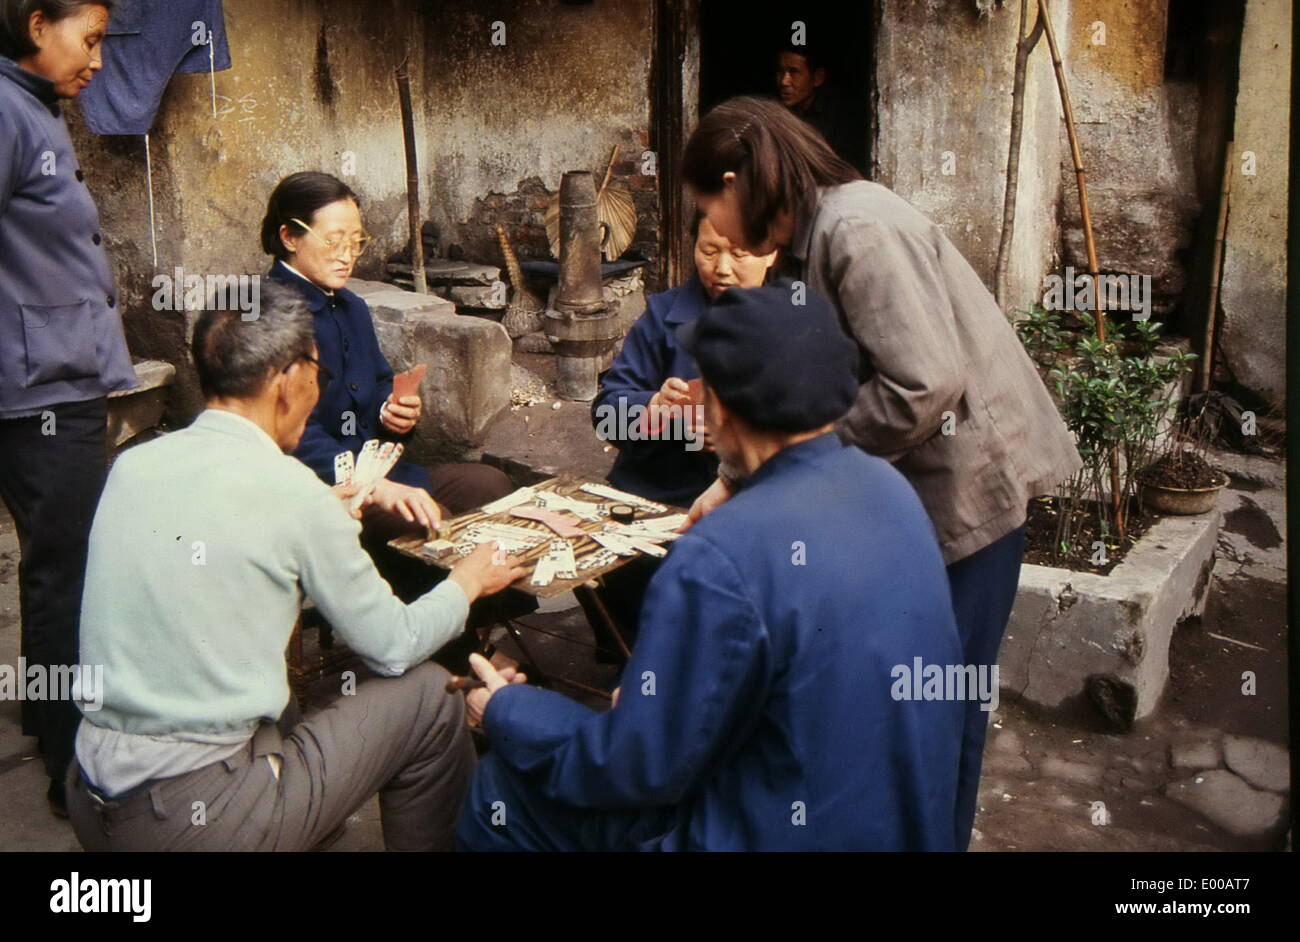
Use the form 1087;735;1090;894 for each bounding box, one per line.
476;433;963;851
591;275;719;506
0;57;137;417
787;181;1083;564
267;261;427;492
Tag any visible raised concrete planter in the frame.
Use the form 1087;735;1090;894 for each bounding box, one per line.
349;279;510;463
107;359;175;448
999;509;1222;723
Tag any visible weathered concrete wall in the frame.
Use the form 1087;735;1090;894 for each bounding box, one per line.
420;1;657;276
68;0;658;426
875;1;1062;309
1218;0;1291;407
69;0;436;419
1059;0;1202;320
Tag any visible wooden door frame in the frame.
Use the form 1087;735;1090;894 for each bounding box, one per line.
651;0;699;292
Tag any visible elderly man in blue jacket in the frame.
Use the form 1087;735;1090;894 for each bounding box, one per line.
456;282;967;852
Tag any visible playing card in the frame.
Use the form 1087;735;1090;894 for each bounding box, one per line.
392;364;427;401
333;451;354;486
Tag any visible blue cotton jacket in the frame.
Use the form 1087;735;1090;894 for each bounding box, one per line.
481;433;964;851
267;261;428;492
0;57;136;417
591;275;719;506
79;0;232;136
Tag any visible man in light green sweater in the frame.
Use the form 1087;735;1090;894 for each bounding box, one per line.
66;282;525;851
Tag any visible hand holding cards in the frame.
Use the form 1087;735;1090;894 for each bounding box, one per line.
384;364;426;435
335;439;404;514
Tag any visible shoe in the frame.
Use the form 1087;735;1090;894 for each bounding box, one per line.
47;778;68;819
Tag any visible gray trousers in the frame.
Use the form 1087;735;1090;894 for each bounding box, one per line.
66;662;475;851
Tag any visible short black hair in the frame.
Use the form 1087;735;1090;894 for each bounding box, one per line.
192;281;316;401
0;0;113;60
260;171;359;261
777;44;823;75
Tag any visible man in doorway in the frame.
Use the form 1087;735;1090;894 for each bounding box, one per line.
775;44;863;172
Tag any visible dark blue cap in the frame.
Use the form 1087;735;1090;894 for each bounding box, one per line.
676;279;859;431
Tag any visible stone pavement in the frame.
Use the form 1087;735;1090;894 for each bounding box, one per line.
0;442;1286;852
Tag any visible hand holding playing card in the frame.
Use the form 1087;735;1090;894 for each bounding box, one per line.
383;364;426;435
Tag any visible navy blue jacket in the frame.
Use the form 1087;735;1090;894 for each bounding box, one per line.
480;433;964;851
267;262;428;492
0;57;137;417
592;276;719;506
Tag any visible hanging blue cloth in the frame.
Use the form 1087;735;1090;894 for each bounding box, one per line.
79;0;231;135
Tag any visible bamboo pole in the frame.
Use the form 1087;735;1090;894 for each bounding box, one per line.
1038;0;1124;537
396;57;427;295
1200;141;1234;392
995;0;1045;308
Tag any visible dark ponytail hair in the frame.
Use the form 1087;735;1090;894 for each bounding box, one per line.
260;171;359;260
0;0;113;59
682;95;860;250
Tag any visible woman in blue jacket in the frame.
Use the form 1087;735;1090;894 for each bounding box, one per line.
263;173;512;518
261;173;513;605
0;0;135;816
589;213;775;643
592;212;777;506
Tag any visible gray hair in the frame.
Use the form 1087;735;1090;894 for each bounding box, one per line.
191;281;315;400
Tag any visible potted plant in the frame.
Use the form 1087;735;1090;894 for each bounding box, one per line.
1011;305;1198;567
1135;394;1231;515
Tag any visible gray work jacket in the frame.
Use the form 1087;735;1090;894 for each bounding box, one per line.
789;181;1082;564
0;56;136;417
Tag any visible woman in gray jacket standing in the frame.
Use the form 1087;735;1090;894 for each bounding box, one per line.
681;95;1082;850
0;0;135;816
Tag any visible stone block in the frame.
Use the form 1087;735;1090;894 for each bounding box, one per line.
1223;735;1289;792
1165;770;1286;839
350;279;510;462
107;359;175;449
1000;509;1222;721
1169;740;1223;771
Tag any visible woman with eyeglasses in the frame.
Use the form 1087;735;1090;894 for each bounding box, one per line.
262;172;514;580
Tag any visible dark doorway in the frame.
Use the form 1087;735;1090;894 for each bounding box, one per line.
698;1;874;175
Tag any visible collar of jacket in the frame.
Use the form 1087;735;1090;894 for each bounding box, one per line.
267;259;335;313
193;408;284;456
787;186;827;263
734;430;842;493
663;274;710;325
0;55;60;111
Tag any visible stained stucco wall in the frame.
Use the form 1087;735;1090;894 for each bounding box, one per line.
875;0;1062;310
68;0;656;420
1218;0;1291;407
420;1;656;270
1059;0;1201;320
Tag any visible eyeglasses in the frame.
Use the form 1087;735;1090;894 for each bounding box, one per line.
284;354;334;388
290;218;374;261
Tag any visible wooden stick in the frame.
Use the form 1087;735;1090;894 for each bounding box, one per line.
1200;140;1234;392
995;0;1045;309
395;56;427;295
1039;0;1125;538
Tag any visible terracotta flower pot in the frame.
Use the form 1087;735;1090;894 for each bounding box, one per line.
1138;471;1229;515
